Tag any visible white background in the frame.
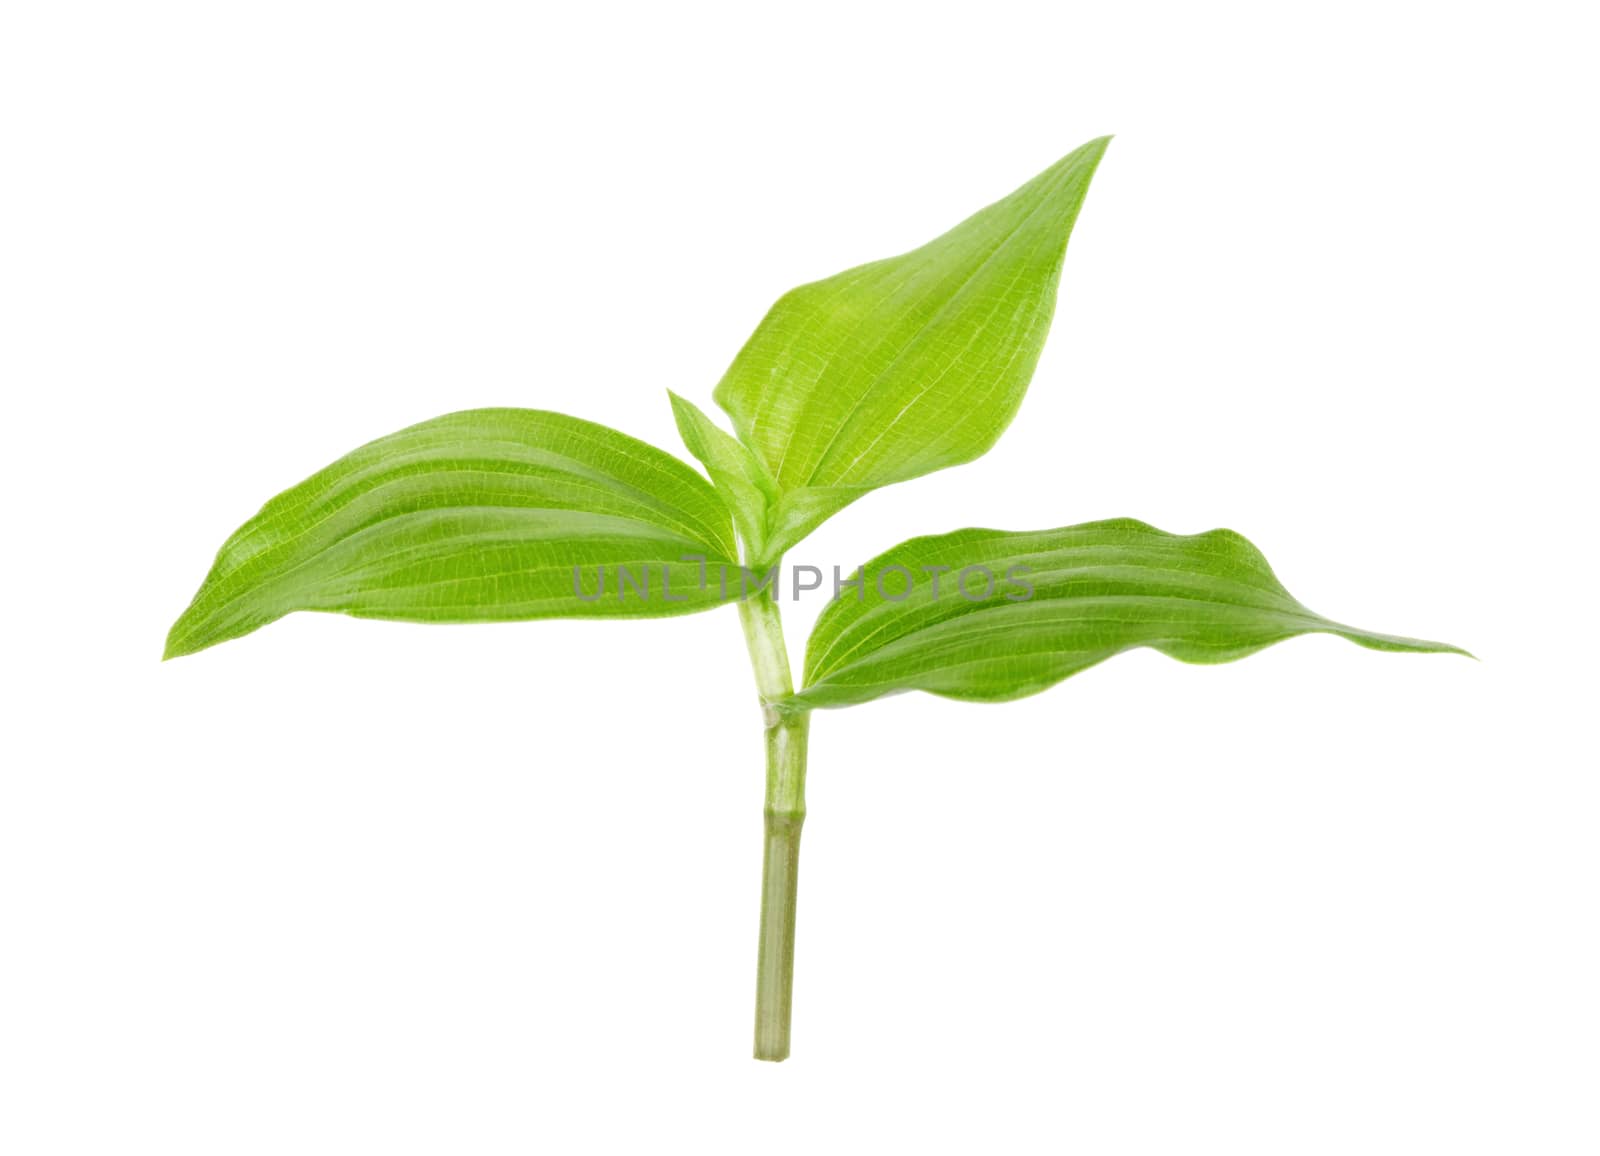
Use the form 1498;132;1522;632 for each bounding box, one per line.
3;2;1596;1152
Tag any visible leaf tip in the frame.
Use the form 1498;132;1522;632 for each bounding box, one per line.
665;388;700;430
1070;135;1114;165
163;601;222;661
1338;626;1475;662
162;618;198;661
1063;135;1115;186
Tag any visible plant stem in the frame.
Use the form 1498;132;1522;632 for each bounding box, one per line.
738;588;810;1062
754;708;808;1061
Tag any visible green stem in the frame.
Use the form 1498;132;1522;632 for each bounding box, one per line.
738;589;810;1062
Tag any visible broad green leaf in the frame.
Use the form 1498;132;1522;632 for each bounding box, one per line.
165;409;739;659
714;136;1110;561
668;390;776;561
794;519;1466;710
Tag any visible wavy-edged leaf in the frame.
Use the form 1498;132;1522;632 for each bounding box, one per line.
793;519;1466;710
165;409;738;659
714;136;1110;561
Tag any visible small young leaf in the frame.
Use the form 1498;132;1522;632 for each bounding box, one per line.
668;391;776;561
714;136;1110;559
794;519;1466;710
165;409;739;659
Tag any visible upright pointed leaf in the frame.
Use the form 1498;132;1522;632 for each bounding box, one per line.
669;390;776;561
165;409;739;659
794;519;1465;710
715;136;1110;560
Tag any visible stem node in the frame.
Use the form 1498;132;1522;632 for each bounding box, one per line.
739;590;810;1062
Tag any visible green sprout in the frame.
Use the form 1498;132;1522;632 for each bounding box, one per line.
166;137;1465;1060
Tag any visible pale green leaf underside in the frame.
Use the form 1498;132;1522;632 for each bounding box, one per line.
715;136;1110;560
165;409;738;659
794;519;1466;710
